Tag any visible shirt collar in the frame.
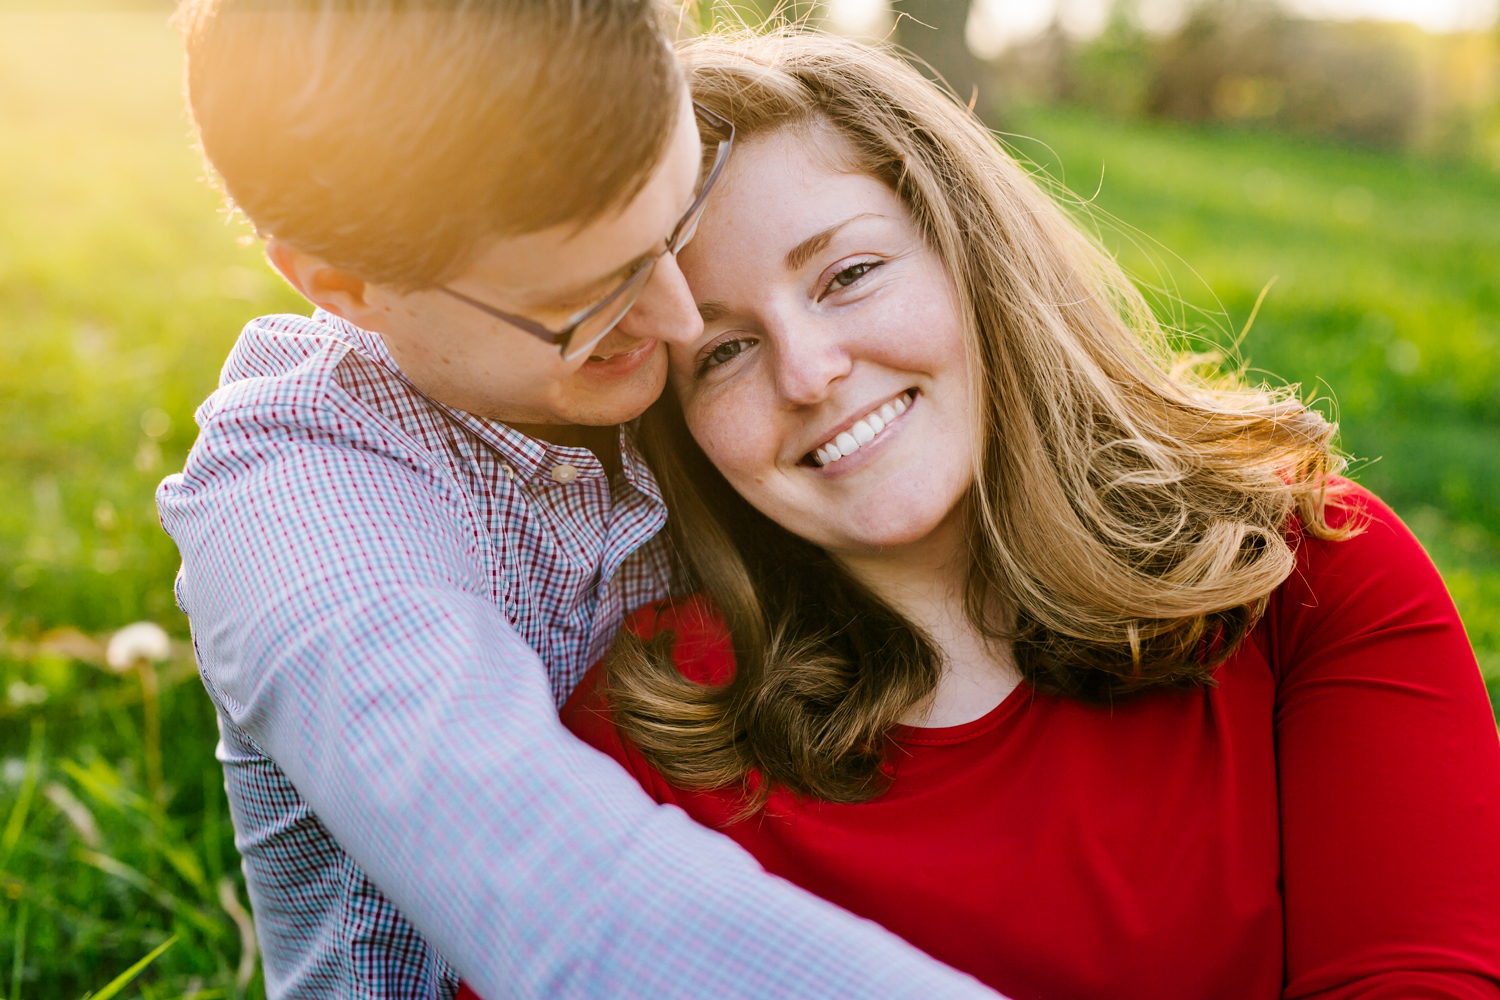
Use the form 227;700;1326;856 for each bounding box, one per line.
313;310;660;496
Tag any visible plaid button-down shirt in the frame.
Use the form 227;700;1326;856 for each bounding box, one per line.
158;311;995;1000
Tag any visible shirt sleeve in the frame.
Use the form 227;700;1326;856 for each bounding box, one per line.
1271;485;1500;1000
158;385;997;1000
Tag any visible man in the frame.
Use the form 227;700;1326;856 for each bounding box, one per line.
159;1;998;997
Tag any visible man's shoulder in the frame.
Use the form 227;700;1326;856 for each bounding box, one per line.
191;312;429;460
170;312;456;503
159;311;489;586
201;312;357;421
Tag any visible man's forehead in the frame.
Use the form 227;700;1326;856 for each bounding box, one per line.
461;93;700;308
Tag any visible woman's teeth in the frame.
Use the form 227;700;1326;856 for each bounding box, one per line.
812;392;911;467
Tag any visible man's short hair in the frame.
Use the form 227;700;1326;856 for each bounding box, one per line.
177;0;682;290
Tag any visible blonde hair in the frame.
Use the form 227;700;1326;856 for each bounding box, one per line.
607;28;1352;809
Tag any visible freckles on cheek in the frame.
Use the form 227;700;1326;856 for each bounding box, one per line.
687;410;769;486
693;425;753;479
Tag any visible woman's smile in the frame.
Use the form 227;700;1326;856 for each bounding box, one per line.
672;128;975;556
806;388;915;470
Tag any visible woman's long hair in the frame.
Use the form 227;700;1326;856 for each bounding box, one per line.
606;28;1352;810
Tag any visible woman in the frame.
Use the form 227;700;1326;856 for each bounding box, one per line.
467;29;1500;1000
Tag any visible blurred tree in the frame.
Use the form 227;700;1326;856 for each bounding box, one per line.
993;19;1076;112
1148;2;1424;150
1072;0;1151;116
892;0;998;120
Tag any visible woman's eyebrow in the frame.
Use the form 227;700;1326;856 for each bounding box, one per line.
697;300;730;323
783;212;884;271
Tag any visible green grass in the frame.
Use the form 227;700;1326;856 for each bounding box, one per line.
0;13;1496;995
0;12;298;997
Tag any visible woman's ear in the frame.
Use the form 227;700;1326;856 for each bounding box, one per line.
265;240;376;324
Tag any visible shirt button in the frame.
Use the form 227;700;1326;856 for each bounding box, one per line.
550;463;579;484
500;463;514;479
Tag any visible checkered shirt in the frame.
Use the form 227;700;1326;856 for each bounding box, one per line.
158;311;996;1000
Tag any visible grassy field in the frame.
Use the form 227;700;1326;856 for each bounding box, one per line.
0;13;1496;997
0;13;299;998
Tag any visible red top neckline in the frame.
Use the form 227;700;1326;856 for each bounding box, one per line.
889;682;1033;746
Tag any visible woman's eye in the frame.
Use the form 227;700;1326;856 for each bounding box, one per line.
698;337;753;374
824;260;882;295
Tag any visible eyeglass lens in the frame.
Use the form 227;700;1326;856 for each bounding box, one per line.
669;197;710;253
557;120;730;361
557;260;658;361
557;166;719;361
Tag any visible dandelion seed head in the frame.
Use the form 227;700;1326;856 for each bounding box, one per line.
106;621;171;672
6;680;48;707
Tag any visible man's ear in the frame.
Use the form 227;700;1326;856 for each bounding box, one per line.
265;241;378;324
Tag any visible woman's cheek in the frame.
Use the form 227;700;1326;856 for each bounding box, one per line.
698;428;770;489
685;398;772;486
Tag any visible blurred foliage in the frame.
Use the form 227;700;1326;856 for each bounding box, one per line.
999;0;1500;169
0;11;299;994
0;12;301;638
1147;4;1426;149
1;652;260;998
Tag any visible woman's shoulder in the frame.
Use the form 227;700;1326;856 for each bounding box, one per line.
1280;478;1433;592
624;593;738;687
1266;477;1469;675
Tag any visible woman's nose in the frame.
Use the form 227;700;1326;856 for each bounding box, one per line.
614;252;703;347
770;314;852;407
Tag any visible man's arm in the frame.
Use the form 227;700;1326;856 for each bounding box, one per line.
160;392;998;1000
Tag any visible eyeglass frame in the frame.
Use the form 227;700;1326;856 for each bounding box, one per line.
438;101;736;362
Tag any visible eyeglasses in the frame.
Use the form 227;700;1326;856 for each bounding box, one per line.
439;102;735;362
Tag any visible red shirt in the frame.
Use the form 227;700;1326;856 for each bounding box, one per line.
556;488;1500;1000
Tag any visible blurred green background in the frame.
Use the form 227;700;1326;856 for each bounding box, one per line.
2;1;1498;995
1;12;299;997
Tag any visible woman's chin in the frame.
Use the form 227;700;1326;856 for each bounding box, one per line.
814;508;956;556
798;480;972;559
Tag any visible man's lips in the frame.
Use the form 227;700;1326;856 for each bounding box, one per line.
579;338;657;378
588;343;633;361
585;332;649;362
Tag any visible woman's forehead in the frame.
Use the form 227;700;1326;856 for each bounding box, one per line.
710;121;866;198
701;133;903;242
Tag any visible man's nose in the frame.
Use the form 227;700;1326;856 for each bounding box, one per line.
614;252;703;346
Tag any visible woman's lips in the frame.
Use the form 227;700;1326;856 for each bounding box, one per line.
808;389;916;467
